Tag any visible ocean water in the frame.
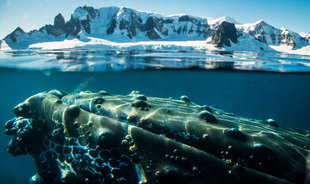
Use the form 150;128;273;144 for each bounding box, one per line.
0;49;310;183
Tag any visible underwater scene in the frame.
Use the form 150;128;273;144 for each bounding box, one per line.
1;1;310;184
0;49;310;184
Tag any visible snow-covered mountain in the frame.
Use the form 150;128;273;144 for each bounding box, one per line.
1;6;309;53
300;32;310;42
236;20;308;49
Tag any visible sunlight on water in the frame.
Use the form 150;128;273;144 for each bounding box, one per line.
0;49;310;72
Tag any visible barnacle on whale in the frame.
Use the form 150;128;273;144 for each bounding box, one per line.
4;90;310;184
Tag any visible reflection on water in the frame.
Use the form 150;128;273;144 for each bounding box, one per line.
0;49;310;72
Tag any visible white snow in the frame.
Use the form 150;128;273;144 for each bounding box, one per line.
236;20;269;30
270;45;310;56
207;16;238;28
280;27;308;48
224;33;273;52
0;40;12;50
300;32;310;39
24;36;309;56
72;7;90;20
236;20;280;43
29;38;88;49
28;37;219;51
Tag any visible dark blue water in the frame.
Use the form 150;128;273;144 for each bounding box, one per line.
0;49;310;183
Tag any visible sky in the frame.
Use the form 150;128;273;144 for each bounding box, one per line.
0;0;309;39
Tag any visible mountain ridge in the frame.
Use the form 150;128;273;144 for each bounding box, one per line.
1;6;309;51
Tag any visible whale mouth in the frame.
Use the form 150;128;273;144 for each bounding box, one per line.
5;90;309;184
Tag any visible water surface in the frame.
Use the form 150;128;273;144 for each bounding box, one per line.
1;49;310;72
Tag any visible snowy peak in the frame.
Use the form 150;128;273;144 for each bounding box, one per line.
4;27;25;43
300;32;310;42
237;20;308;48
72;6;98;20
237;20;279;44
68;5;212;40
208;16;238;28
279;27;306;48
